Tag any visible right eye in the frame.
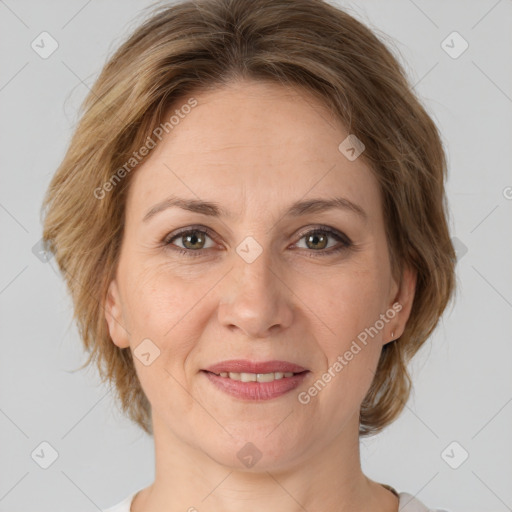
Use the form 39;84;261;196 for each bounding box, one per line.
163;226;217;256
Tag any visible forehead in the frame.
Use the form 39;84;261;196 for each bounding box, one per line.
126;80;381;222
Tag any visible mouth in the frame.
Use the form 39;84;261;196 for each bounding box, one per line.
201;360;310;400
203;359;308;374
203;370;306;382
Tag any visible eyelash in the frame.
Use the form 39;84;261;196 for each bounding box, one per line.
162;224;353;258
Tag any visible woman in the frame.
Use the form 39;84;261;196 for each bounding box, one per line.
41;0;456;510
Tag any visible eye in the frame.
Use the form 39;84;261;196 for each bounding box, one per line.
163;226;216;256
293;226;352;256
162;225;352;258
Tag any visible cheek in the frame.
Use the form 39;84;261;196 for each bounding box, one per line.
121;265;213;372
308;264;386;396
316;265;386;342
122;264;193;333
121;267;203;411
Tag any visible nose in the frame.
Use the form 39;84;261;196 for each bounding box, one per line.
218;247;294;339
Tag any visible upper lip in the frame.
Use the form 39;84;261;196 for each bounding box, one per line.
204;359;308;374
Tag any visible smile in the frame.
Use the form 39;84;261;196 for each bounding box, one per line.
214;371;298;382
202;370;309;400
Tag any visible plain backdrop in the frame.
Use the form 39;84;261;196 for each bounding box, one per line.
1;1;511;511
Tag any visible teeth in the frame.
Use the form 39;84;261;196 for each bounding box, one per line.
217;371;296;381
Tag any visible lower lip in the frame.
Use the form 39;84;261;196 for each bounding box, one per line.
202;370;309;400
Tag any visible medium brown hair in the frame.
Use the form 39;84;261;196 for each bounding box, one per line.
41;0;457;436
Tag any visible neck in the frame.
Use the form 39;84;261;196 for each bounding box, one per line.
131;412;398;512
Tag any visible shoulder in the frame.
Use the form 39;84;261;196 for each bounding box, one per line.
103;490;138;512
105;488;451;512
399;491;451;512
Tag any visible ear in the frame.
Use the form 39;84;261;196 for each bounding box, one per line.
105;279;130;349
383;265;417;346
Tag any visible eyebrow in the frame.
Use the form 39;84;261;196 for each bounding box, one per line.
142;195;367;223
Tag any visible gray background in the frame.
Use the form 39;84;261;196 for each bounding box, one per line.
1;0;511;511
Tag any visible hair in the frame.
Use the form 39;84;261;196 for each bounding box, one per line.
41;0;457;437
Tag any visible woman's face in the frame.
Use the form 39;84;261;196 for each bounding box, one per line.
106;79;415;469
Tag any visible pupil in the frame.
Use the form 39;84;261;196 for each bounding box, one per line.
185;232;203;249
308;233;326;250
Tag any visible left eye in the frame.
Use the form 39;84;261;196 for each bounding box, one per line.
294;228;350;253
294;229;343;251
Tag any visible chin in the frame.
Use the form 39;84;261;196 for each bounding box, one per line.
198;429;307;473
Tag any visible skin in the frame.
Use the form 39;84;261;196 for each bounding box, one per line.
105;79;416;512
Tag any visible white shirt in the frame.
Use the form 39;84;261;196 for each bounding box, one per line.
103;486;451;512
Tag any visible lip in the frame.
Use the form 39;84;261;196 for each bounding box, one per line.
202;370;309;401
204;359;308;374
